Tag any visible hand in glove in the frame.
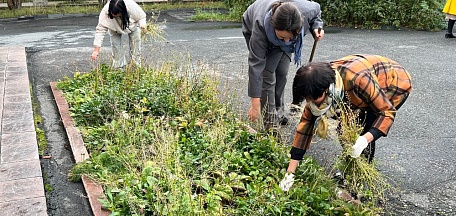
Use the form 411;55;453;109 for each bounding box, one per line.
350;136;368;158
279;172;295;192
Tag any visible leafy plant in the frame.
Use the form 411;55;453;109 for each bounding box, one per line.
318;0;445;31
61;46;376;215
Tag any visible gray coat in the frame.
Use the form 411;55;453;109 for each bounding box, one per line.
242;0;323;98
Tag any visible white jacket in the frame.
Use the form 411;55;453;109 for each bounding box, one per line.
93;0;146;47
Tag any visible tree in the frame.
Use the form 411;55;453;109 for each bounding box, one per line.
7;0;22;9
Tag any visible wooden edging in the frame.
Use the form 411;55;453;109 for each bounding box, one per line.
50;82;110;216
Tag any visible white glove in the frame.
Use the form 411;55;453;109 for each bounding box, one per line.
350;136;368;158
279;172;295;192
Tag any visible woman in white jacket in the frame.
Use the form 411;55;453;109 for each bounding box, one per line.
91;0;147;69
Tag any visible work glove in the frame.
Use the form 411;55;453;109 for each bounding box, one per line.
350;136;368;158
279;172;295;192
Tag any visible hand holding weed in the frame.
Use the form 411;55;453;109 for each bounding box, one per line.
248;106;260;122
140;25;147;34
350;136;368;158
279;172;295;191
335;102;391;205
141;17;165;42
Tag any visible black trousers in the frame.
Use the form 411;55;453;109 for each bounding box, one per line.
357;110;377;163
353;98;407;163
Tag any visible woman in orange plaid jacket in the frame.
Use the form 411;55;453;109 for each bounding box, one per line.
279;54;412;192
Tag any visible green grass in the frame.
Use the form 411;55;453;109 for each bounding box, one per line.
48;14;379;215
30;85;47;156
0;2;226;19
190;8;236;22
45;183;54;192
0;5;100;18
56;55;377;215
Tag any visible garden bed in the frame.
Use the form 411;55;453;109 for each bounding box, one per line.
51;59;380;214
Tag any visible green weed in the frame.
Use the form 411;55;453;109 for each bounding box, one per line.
59;40;373;216
334;101;392;213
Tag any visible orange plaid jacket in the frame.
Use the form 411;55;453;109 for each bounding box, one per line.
292;54;412;150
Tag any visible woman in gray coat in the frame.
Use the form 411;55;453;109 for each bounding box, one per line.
242;0;324;130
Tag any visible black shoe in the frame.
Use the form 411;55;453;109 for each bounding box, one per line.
279;116;289;125
445;33;456;38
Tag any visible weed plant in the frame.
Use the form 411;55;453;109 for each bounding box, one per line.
58;40;374;216
0;5;100;19
141;13;166;42
334;101;392;212
0;2;226;19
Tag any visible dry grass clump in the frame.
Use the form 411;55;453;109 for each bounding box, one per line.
334;102;391;204
141;12;166;42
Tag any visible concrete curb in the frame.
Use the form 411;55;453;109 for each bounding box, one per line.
50;82;110;216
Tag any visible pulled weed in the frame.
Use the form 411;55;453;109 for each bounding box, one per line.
334;101;391;211
141;12;166;43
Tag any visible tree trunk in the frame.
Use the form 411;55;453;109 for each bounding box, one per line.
7;0;22;9
98;0;108;7
15;0;22;9
7;0;14;10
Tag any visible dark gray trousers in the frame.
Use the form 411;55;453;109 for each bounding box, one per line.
261;50;291;128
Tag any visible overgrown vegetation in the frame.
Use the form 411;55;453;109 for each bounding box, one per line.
334;102;392;210
141;14;166;42
31;86;47;156
1;0;446;30
0;5;101;18
57;57;380;214
0;1;225;19
318;0;446;31
217;0;446;31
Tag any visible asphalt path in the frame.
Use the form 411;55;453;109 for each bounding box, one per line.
1;10;455;215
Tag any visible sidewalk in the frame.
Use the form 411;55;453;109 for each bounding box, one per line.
0;46;47;215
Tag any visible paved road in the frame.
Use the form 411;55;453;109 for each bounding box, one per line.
0;10;455;215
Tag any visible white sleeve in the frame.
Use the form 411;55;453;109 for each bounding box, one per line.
93;4;110;47
127;0;147;28
93;23;108;47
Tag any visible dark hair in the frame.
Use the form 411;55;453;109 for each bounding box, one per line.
108;0;130;30
269;2;303;36
293;62;335;100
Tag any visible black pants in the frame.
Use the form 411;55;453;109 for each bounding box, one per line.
357;110;377;163
352;98;407;163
